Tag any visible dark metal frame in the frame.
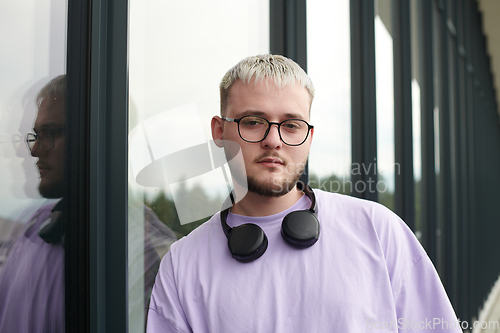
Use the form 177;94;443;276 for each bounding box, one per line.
270;0;307;69
392;0;415;230
65;0;91;329
447;0;463;317
66;0;129;331
465;1;479;318
350;0;378;202
88;0;129;331
416;0;438;265
433;0;455;305
462;0;477;321
455;0;470;320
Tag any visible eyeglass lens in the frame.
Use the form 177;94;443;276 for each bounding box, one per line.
26;130;56;152
238;116;310;145
26;133;37;151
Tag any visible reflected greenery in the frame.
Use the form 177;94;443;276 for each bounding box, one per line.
309;173;351;195
414;179;421;234
147;173;398;238
309;173;395;212
378;174;394;212
145;183;222;239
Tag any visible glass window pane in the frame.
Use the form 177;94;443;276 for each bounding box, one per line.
375;0;396;210
432;0;444;272
410;0;422;240
0;0;67;330
128;1;269;330
307;0;351;194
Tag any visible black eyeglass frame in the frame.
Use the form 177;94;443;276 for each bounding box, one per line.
222;115;314;146
25;128;65;152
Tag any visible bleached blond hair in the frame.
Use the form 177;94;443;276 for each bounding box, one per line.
36;74;66;106
219;54;315;115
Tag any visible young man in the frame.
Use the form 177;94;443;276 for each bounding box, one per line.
147;55;461;332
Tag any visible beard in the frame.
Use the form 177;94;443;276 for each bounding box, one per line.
246;154;307;198
227;144;308;198
38;179;64;199
247;172;302;197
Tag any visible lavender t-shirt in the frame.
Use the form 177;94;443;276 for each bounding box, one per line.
0;202;175;333
147;190;461;332
0;203;64;333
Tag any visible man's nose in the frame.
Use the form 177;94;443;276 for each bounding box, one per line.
30;140;42;157
261;124;282;149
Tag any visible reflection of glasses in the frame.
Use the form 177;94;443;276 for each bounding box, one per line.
25;128;64;152
222;115;313;146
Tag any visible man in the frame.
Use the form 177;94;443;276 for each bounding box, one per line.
0;76;66;332
0;75;176;332
147;54;461;332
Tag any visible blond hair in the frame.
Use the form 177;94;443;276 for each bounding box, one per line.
219;54;314;115
36;75;66;106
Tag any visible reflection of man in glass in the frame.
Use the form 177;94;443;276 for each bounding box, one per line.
147;55;461;332
0;76;66;333
26;79;65;199
0;75;176;332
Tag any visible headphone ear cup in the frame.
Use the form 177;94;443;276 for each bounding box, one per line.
38;210;64;244
227;224;268;263
281;210;320;249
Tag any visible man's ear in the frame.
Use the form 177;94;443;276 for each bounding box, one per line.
211;116;224;147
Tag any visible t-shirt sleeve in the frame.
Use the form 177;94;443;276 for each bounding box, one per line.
372;203;462;332
393;255;462;332
147;250;191;333
370;198;461;332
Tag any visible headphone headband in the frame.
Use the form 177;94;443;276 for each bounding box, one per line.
220;181;320;263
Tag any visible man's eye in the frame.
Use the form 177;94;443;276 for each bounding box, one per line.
282;122;301;131
35;129;48;138
242;117;266;127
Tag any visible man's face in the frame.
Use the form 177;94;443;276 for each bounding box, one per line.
213;78;313;197
30;97;65;199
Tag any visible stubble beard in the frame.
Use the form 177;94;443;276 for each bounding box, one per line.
246;157;307;198
38;178;64;199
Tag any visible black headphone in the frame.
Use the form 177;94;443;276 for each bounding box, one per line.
220;181;320;263
38;199;64;244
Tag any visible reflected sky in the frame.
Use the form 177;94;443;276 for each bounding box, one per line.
128;103;249;224
375;15;395;192
307;0;352;180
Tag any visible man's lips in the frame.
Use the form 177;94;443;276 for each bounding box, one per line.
36;163;51;173
257;157;284;168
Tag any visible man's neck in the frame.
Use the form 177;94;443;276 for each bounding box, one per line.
230;186;303;217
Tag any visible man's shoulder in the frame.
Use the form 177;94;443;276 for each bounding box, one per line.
169;212;223;254
313;189;414;244
313;189;396;218
36;200;59;215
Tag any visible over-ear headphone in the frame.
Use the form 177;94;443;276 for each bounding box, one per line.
220;181;320;263
39;199;64;244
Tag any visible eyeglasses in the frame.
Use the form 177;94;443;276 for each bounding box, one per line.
25;128;64;152
222;115;313;146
